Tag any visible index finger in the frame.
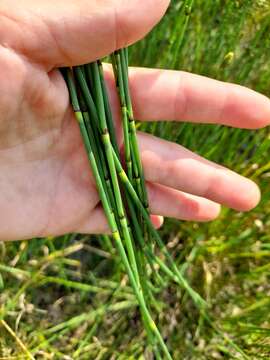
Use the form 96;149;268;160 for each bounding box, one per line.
122;68;270;129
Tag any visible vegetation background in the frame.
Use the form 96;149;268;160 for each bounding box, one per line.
0;0;270;359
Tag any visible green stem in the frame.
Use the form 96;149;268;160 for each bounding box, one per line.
75;65;139;284
65;67;172;359
112;52;133;183
116;49;149;212
112;150;207;309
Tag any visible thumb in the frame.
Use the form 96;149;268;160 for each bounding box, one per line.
1;0;169;69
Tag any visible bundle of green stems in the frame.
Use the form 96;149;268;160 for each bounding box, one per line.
62;48;206;359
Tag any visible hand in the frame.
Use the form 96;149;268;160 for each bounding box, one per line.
0;0;269;241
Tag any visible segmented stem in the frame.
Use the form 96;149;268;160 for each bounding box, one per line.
64;67;172;359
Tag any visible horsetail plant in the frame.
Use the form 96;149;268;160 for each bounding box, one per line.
112;49;150;245
77;63;161;351
62;66;172;359
62;47;206;358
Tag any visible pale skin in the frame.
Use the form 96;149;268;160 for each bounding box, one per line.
0;0;269;241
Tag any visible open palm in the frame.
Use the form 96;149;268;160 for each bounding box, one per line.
0;0;269;241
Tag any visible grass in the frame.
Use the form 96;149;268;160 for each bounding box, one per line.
1;0;270;359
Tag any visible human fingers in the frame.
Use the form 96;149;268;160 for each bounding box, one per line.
147;182;221;222
138;132;261;212
104;67;270;129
